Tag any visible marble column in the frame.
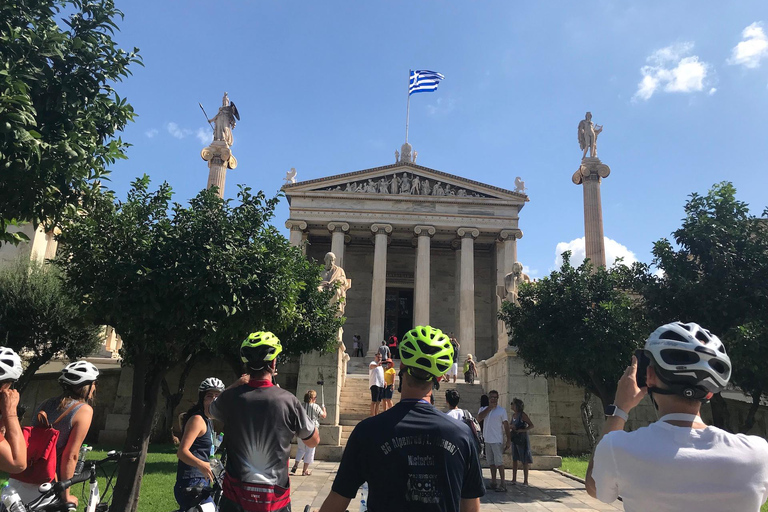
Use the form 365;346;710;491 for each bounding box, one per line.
327;222;350;268
413;225;435;326
201;141;237;199
457;227;479;359
285;219;307;248
367;223;392;357
572;157;611;268
496;229;523;353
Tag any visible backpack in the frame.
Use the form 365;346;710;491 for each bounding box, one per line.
14;402;80;484
461;409;484;450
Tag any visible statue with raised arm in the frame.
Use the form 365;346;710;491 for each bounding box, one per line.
319;252;351;316
208;92;240;147
578;111;603;159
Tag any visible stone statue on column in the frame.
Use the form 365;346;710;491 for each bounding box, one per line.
201;92;240;198
319;252;351;317
504;262;531;305
577;112;603;160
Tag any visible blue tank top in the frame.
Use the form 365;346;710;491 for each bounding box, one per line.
176;412;213;480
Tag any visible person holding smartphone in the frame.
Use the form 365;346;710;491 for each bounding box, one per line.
586;322;768;511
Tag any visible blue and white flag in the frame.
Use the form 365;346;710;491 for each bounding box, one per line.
409;70;445;95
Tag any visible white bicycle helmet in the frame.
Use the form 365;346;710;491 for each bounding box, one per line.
59;361;99;386
199;377;225;393
0;347;23;381
644;321;731;401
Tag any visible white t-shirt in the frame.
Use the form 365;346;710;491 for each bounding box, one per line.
592;420;768;511
478;405;508;444
446;408;465;421
369;361;384;387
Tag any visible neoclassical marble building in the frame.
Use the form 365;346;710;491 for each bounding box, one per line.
282;146;527;361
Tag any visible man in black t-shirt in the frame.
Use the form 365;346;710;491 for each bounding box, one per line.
319;325;485;512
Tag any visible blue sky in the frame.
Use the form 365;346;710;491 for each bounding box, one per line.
105;1;768;277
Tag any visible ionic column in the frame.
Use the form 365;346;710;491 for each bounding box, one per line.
285;220;307;250
496;229;523;353
367;224;392;357
413;225;435;326
457;228;479;358
327;222;350;268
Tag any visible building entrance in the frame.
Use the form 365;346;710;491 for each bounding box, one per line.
384;288;413;356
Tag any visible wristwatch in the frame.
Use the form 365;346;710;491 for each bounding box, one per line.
604;405;629;421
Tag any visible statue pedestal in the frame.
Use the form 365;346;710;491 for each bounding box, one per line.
201;140;237;198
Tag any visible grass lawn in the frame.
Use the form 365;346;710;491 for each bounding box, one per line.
559;454;768;512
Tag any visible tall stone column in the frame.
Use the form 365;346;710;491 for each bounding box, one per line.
572;157;611;268
328;222;350;267
457;228;479;358
413;225;435;326
285;220;307;249
496;229;523;353
201;141;237;199
367;224;392;357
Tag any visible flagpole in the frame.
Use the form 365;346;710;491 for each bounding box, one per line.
405;69;411;143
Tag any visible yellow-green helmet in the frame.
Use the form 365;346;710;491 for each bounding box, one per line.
399;325;454;379
240;331;282;367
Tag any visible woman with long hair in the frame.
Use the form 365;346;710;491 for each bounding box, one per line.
291;389;326;476
175;377;225;511
10;361;99;506
510;398;534;486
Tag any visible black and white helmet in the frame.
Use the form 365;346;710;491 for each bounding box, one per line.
644;322;731;400
59;361;99;386
0;347;23;382
199;378;225;393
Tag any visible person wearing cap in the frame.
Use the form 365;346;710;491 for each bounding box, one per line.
209;332;319;512
319;325;485;512
0;347;26;475
175;377;225;511
382;359;396;412
11;360;99;506
586;322;768;511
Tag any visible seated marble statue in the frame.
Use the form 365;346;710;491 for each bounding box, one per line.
319;252;351;315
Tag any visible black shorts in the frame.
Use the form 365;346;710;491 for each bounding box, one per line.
383;385;393;399
370;385;384;402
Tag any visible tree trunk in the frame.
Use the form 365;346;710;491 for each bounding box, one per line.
580;390;599;449
16;354;51;396
709;393;731;432
110;356;166;512
740;392;762;434
226;354;244;378
156;355;198;444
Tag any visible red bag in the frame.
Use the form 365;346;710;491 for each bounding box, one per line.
13;402;79;484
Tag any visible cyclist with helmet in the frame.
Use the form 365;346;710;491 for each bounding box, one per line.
319;325;485;512
209;332;319;512
11;360;99;506
0;347;26;474
175;377;226;511
587;322;768;511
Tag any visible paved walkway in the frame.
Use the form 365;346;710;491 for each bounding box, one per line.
290;463;623;511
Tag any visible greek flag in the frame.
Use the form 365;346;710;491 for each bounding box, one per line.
409;70;445;95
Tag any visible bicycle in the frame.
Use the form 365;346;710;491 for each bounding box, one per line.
22;450;140;512
174;457;225;512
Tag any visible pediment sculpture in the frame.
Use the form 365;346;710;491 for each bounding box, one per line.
316;172;491;198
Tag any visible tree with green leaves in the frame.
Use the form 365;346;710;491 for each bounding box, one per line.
55;177;342;512
0;258;101;394
0;0;141;244
499;253;651;445
629;182;768;432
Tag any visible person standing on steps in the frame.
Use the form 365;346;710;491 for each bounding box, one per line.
318;325;485;512
369;352;385;416
477;390;510;492
378;340;391;361
382;360;396;412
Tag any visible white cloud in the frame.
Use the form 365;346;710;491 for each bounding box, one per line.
522;265;539;278
709;87;717;95
633;43;710;101
144;128;158;138
166;122;192;139
728;22;768;69
196;127;211;145
554;236;638;269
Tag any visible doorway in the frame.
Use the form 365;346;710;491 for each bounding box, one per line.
384;288;413;354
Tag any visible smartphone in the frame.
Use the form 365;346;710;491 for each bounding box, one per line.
634;349;650;388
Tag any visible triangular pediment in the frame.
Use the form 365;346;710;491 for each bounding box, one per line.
282;162;527;202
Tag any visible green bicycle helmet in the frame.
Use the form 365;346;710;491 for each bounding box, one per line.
399;325;454;380
240;331;282;368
